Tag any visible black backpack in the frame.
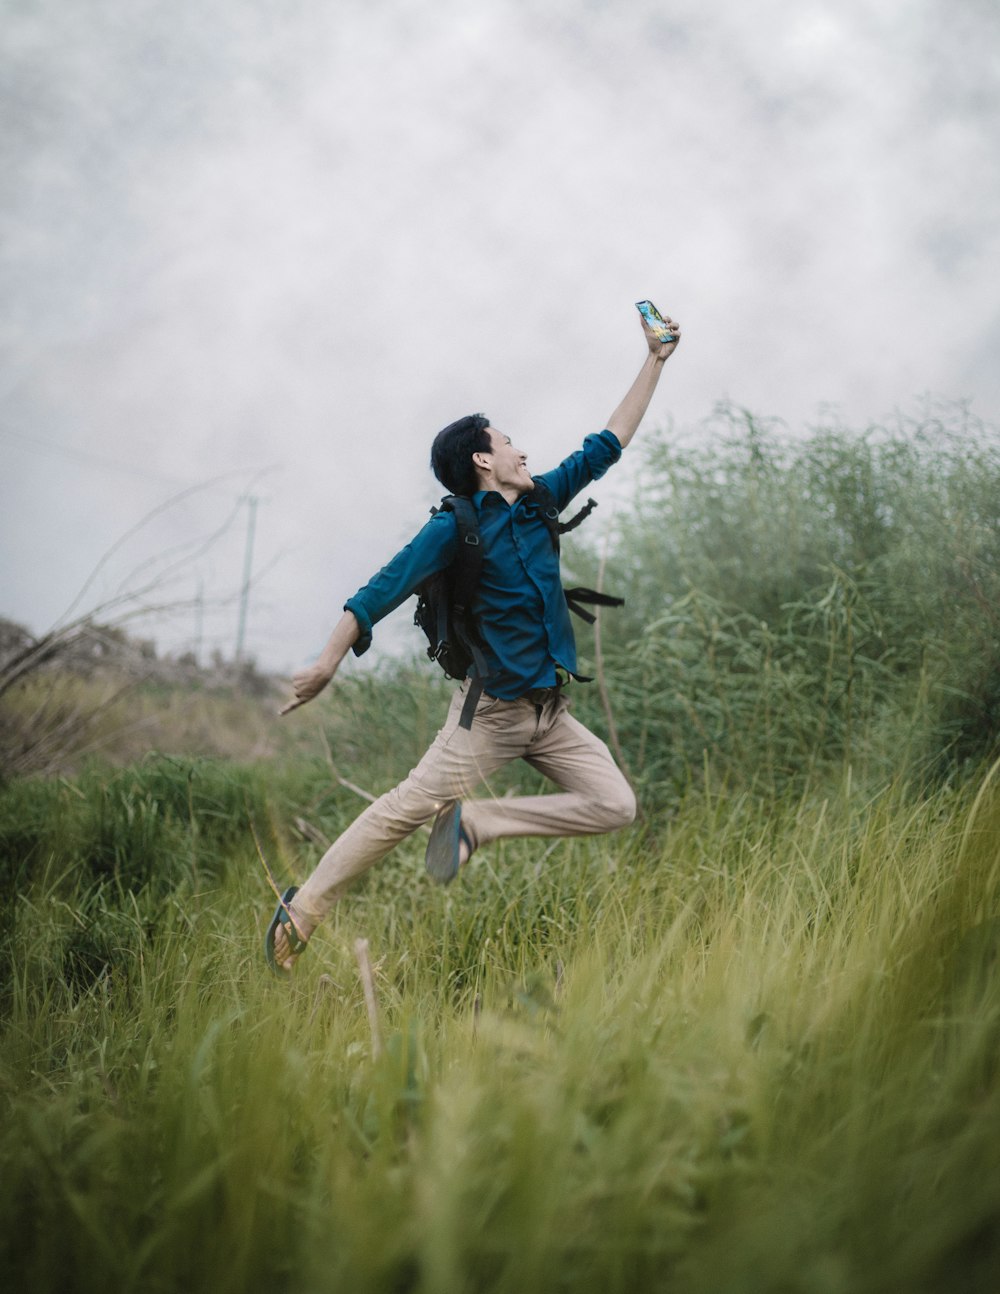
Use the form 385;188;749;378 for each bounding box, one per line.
413;479;623;728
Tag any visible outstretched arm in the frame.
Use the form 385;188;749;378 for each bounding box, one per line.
605;309;681;449
279;609;360;715
279;507;461;716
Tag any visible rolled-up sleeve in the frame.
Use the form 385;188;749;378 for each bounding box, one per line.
344;509;458;656
343;594;375;656
534;430;623;510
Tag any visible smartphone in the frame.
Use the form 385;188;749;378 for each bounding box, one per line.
635;299;677;342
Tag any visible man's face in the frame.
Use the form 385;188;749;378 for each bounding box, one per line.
479;427;535;495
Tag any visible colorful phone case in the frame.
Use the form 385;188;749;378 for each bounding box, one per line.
635;300;677;342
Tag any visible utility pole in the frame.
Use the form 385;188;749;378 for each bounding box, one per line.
194;577;204;666
235;495;258;664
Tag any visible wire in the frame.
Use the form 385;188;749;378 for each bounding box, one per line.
1;425;195;486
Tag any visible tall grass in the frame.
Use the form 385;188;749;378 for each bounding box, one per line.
3;405;1000;1290
2;757;999;1292
566;401;1000;796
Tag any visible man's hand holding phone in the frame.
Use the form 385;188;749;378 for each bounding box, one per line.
636;299;681;358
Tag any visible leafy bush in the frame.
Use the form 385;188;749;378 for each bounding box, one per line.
0;755;278;901
566;401;1000;795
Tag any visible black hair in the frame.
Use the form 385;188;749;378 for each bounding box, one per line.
430;413;493;496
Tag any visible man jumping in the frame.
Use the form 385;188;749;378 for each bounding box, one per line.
265;306;681;975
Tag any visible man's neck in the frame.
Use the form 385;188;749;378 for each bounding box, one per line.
476;476;528;507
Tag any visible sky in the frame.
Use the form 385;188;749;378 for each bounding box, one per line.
2;0;999;675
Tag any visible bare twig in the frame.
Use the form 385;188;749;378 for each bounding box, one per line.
308;974;339;1025
317;724;378;803
247;811;291;905
0;475;281;775
594;538;646;823
294;816;332;849
57;467;275;628
354;937;383;1059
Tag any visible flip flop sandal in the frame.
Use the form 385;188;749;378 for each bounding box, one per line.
264;885;308;978
425;802;473;885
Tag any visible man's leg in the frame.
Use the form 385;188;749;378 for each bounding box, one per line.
270;684;538;968
459;693;636;852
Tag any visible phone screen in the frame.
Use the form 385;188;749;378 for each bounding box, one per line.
635;300;677;342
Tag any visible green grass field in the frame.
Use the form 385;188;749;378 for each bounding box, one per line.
3;409;1000;1290
2;750;999;1292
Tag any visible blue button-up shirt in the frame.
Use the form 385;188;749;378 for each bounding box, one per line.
344;430;623;699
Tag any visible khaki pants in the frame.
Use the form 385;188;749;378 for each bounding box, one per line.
293;681;637;925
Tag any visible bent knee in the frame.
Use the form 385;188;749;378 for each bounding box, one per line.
597;779;637;831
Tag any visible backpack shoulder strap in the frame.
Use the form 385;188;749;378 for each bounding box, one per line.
557;497;598;534
529;479;599;552
437;495;488;729
526;481;624;624
529;479;562;552
438;496;482;611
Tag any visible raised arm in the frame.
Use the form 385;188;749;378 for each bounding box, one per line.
605;309;681;449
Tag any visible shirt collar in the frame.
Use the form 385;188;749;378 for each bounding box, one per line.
472;488;533;511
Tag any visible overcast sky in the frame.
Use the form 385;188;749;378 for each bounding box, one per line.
2;0;999;674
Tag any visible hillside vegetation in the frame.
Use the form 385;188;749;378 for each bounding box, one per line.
564;401;1000;796
2;403;999;1293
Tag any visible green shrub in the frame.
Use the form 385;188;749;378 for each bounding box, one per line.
567;401;1000;795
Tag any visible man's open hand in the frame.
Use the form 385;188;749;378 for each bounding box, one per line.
278;610;362;716
279;663;335;715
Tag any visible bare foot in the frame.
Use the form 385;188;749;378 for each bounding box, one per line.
459;812;476;867
272;902;313;973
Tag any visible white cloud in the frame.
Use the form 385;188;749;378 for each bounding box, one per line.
2;0;999;669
